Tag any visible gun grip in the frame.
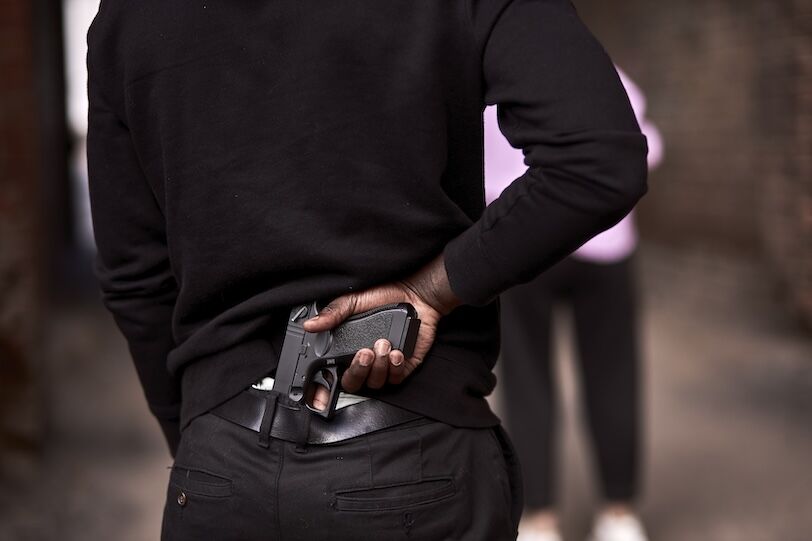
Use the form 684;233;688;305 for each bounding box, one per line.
276;302;420;419
328;303;420;358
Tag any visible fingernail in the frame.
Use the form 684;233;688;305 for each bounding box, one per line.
375;340;391;355
359;351;372;366
391;355;403;367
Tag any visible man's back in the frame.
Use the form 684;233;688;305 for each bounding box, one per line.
88;0;505;430
88;0;646;448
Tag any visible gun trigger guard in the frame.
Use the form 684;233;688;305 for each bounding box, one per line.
307;365;341;419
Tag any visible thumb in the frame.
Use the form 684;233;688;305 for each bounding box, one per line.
302;294;359;332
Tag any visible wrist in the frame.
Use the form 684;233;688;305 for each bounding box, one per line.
403;254;461;316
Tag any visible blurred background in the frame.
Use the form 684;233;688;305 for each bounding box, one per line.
1;1;810;540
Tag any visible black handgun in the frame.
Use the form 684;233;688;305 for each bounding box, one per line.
272;301;421;419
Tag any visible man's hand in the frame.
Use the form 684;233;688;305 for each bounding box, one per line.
302;253;460;409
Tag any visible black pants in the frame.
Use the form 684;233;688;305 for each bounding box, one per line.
161;405;523;540
500;256;641;509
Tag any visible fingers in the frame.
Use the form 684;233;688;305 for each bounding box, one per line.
366;339;391;389
302;284;404;333
303;295;357;333
310;384;331;412
341;348;374;393
340;341;407;392
314;341;403;410
387;349;406;385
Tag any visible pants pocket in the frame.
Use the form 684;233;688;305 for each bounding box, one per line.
334;477;456;512
161;466;236;541
169;466;233;498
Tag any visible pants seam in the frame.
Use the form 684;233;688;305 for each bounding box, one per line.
273;441;284;541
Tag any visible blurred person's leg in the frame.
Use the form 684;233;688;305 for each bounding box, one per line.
570;255;648;541
571;256;640;502
500;262;570;540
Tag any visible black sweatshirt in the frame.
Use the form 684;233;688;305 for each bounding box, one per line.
87;0;647;440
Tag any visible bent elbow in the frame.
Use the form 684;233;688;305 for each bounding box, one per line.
607;136;649;214
622;159;649;208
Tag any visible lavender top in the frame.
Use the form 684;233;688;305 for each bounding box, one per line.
484;67;663;264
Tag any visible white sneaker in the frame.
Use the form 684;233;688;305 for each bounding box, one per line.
517;527;563;541
588;512;649;541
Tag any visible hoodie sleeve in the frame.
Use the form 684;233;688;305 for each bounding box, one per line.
87;7;182;455
443;0;648;305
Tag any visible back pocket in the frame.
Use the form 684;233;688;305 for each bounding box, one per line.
335;477;455;512
169;466;233;498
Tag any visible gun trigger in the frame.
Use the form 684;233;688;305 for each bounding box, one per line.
312;370;331;389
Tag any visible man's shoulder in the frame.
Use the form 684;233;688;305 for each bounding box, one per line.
89;0;165;44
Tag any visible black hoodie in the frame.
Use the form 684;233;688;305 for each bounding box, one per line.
86;0;647;439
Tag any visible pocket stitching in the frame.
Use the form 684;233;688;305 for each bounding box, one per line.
335;477;456;512
169;466;233;498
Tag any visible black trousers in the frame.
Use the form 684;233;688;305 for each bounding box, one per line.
500;256;641;509
161;403;523;540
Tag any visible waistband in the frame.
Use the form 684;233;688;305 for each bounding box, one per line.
211;388;422;445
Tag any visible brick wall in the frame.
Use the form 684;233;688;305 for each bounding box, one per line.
573;0;812;325
757;0;812;325
0;0;46;468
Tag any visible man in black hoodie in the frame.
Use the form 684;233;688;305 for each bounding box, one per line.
87;0;647;539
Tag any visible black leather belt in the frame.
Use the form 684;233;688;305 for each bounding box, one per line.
211;389;422;445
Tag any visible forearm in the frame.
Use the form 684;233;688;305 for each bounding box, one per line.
444;141;647;306
449;0;648;306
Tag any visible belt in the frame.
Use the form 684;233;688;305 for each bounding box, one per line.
211;389;422;445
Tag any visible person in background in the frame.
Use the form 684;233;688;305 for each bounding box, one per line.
486;68;663;541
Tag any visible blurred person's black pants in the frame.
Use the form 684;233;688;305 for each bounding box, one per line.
500;256;641;509
161;396;522;540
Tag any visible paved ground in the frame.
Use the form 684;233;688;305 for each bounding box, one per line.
1;244;810;541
